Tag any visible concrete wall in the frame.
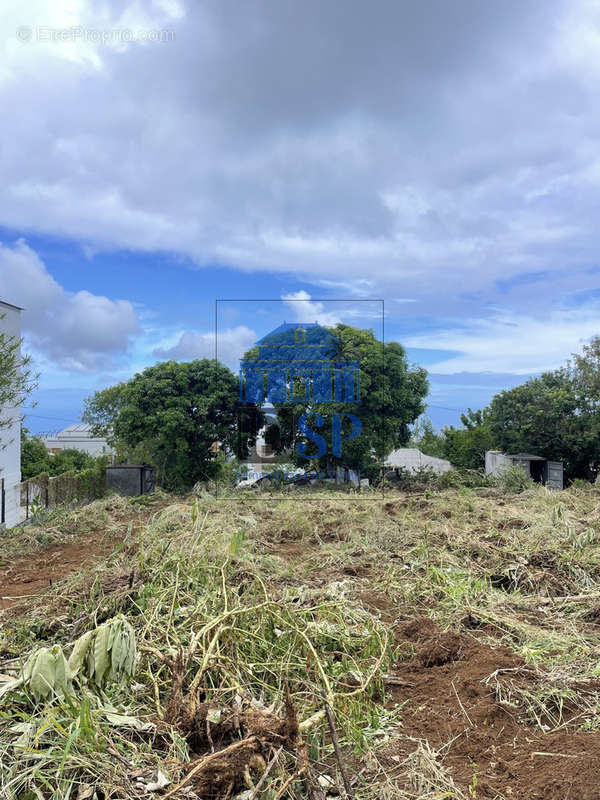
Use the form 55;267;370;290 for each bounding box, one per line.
485;450;513;477
0;303;22;528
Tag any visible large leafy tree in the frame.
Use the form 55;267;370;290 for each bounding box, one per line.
487;342;600;480
81;382;127;447
254;324;428;479
83;360;243;490
443;337;600;480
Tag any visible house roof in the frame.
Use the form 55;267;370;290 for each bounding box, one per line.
385;447;453;473
509;452;546;461
43;424;108;441
60;423;93;433
0;298;24;311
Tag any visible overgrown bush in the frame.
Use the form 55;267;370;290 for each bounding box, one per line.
492;464;535;493
384;466;438;489
570;477;595;490
384;467;492;491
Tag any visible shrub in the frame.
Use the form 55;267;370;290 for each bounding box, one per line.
436;469;492;490
570;477;594;490
493;464;535;493
384;466;438;489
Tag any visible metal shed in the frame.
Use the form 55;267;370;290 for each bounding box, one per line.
485;451;563;490
106;464;155;497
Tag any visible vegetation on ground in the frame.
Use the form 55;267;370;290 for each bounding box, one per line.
2;482;600;798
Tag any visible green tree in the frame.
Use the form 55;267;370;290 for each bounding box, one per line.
48;449;99;476
257;324;428;480
442;409;494;469
0;314;37;450
487;365;592;480
81;382;127;445
409;416;446;458
459;337;600;481
83;360;243;491
21;427;51;479
21;428;101;480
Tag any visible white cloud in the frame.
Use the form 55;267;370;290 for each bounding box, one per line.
1;0;600;381
153;325;256;365
405;307;600;374
0;239;139;371
0;0;598;309
281;291;341;326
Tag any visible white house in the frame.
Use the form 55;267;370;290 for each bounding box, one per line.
0;299;23;528
385;447;453;475
42;423;113;457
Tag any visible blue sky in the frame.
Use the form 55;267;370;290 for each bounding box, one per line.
8;227;575;434
1;0;600;435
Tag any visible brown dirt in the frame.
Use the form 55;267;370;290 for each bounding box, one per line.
381;617;600;800
0;534;122;610
265;536;600;798
0;499;169;611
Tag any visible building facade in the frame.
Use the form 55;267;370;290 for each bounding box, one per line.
0;299;23;528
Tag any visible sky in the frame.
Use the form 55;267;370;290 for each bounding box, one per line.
1;0;600;434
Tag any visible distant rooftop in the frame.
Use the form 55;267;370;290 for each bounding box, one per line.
509;453;546;461
43;424;108;441
0;298;24;311
60;423;92;433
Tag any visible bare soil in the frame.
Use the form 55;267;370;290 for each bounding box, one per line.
380;616;600;800
270;532;600;799
4;489;600;799
0;535;123;610
0;498;169;611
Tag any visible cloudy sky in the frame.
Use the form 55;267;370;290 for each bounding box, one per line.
1;0;599;431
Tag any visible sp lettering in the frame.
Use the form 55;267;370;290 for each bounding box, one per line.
297;413;362;459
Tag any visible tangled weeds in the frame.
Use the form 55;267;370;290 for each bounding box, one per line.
3;485;600;798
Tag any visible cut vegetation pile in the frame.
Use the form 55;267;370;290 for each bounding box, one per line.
2;483;600;799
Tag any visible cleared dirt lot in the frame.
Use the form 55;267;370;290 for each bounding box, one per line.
2;485;600;798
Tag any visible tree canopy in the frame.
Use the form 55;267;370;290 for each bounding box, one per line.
20;428;103;480
251;324;428;479
487;340;600;480
414;337;600;481
83;359;243;490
